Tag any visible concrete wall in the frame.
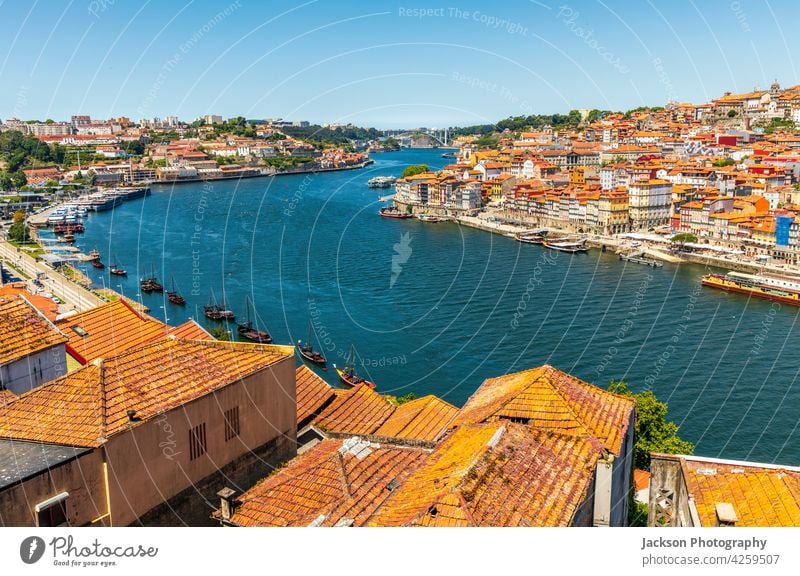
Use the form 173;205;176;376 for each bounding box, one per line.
648;454;693;527
104;356;296;526
610;409;636;527
0;450;107;527
1;344;67;395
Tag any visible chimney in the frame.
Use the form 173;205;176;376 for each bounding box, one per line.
217;487;238;522
715;502;738;526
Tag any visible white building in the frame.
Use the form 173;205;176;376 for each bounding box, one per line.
628;179;672;229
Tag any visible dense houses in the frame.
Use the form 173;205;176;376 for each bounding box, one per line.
393;81;800;263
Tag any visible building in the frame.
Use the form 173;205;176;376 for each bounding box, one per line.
204;115;223;125
648;453;800;527
629;179;672;229
0;337;296;527
0;296;68;395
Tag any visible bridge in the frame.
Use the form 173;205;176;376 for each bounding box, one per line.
384;127;451;147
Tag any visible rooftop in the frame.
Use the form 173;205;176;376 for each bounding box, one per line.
0;338;293;447
0;296;67;368
0;438;90;490
224;437;429;527
452;364;634;456
367;423;603;526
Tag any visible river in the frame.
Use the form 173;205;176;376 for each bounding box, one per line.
75;148;800;464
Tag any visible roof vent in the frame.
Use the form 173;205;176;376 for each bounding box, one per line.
386;478;398;492
126;409;140;422
715;502;738;526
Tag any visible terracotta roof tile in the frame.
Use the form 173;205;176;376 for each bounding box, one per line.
164;319;211;341
0;338;293;447
452;365;634;456
295;366;336;426
682;459;800;527
314;384;394;435
374;395;458;442
366;423;603;526
0;285;60;322
226;438;428;526
58;300;171;364
0;296;67;367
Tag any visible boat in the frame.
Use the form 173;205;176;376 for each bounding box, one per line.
333;346;375;389
515;231;546;244
140;266;164;293
701;271;800;306
109;263;127;276
236;297;271;342
63;234;75;243
88;248;100;260
167;277;185;306
367;176;397;188
543;239;589;253
204;289;235;320
417;214;446;223
91;259;105;269
379;206;413;219
441;151;457;158
297;321;326;368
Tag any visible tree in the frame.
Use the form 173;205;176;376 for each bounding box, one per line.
8;210;30;243
670;232;697;244
400;164;429;178
395;392;417;405
607;380;694;471
727;109;738;118
712;157;735;167
208;326;231;341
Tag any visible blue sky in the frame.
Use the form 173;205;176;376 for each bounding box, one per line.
0;0;798;128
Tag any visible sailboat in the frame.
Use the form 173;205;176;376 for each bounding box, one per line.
333;345;375;389
237;296;272;343
167;276;185;305
109;262;127;276
140;265;164;293
204;288;235;320
297;321;326;368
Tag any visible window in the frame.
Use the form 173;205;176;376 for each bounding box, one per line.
189;422;207;461
35;492;69;527
224;407;240;442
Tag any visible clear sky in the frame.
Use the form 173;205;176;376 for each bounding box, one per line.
0;0;798;128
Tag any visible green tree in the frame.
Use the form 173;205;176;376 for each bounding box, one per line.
608;380;694;470
727;109;738;118
8;210;30;243
400;164;429;178
395;392;417;405
670;232;698;244
208;326;232;341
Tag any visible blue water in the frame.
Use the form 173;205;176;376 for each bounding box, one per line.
75;148;800;464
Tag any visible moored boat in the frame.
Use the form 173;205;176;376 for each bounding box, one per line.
140;266;164;293
236;297;271;342
205;289;235;320
701;271;800;307
91;259;105;269
543;239;589;253
333;345;375;389
379;206;413;219
109;263;127;276
417;213;445;223
297;321;326;368
166;276;185;305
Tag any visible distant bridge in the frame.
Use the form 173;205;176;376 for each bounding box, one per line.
384;128;450;147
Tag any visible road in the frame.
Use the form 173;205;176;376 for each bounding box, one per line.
0;240;102;312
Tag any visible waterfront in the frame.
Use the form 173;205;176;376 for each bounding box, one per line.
75;148;800;464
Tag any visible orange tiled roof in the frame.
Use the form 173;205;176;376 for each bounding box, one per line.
0;284;60;322
225;437;428;527
374;395;458;443
296;366;336;426
58;299;172;364
163;319;211;341
366;423;603;527
681;458;800;527
452;365;634;456
314;384;394;435
0;338;293;447
0;296;67;367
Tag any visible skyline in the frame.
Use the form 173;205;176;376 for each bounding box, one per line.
1;0;799;127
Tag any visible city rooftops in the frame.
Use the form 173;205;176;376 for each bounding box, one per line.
0;438;90;490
